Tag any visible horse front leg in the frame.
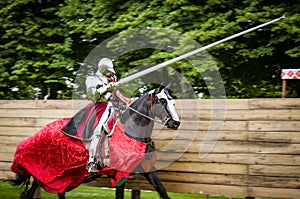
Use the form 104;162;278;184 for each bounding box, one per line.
115;181;126;199
141;170;170;199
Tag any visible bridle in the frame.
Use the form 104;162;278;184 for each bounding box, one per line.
122;92;170;143
126;106;166;125
124;92;171;125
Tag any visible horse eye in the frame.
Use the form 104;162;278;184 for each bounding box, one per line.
160;99;167;105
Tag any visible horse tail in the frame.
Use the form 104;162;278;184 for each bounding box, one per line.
9;174;41;199
9;174;31;188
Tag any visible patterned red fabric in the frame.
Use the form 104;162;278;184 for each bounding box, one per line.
107;121;147;172
11;118;148;192
10;118;89;194
98;121;147;187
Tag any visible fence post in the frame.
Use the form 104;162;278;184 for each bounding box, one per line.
282;79;287;98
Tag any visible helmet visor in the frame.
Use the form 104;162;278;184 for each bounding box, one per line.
102;68;115;77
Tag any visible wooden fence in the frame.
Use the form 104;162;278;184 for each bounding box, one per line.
0;99;299;198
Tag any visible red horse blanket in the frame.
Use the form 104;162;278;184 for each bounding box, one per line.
10;117;148;193
10;118;88;193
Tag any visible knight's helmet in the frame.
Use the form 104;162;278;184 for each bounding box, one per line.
96;58;115;76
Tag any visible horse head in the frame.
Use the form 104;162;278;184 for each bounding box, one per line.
150;86;181;130
120;85;180;140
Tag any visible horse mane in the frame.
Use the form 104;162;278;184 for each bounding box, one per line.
120;90;152;124
130;91;151;109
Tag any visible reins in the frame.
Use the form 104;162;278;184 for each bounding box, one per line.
126;106;165;125
123;93;168;125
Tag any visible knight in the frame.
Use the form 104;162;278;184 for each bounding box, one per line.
62;58;132;172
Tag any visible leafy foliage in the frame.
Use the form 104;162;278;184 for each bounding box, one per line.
0;0;299;99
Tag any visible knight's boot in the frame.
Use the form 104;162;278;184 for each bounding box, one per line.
87;148;96;172
86;161;96;172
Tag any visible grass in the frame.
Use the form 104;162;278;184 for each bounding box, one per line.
0;181;245;199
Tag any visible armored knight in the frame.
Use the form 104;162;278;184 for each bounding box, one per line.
62;58;132;172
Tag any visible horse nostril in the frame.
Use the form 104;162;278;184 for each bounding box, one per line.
170;121;180;129
166;120;181;129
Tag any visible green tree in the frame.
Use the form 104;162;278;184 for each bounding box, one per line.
0;0;77;99
1;0;299;99
88;0;299;98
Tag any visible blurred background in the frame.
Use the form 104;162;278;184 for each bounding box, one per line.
0;0;299;99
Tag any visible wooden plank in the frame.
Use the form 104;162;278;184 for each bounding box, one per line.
158;162;247;175
0;100;88;109
248;132;300;143
0;118;242;131
128;181;248;197
155;140;300;154
177;99;249;110
155;172;300;189
249;165;300;177
0;144;22;153
1;99;300;111
248;121;300;131
0;100;71;109
153;130;248;141
178;109;300;121
250;98;300;109
0;152;14;162
0;136;27;145
247;175;300;189
154;130;300;143
0;126;40;136
0;109;75;118
157;153;300;166
177;109;225;121
248;186;300;199
1;115;298;131
176;120;247;131
88;179;300;199
0;170;15;179
0;162;12;171
0;99;248;111
0;118;57;127
156;172;248;185
132;181;299;199
88;179;249;197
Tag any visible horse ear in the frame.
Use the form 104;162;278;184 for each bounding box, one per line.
157;82;171;94
157;83;165;93
164;82;171;90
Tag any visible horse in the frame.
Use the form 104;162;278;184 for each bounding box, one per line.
9;86;181;199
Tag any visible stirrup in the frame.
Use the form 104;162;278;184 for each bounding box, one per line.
86;161;96;173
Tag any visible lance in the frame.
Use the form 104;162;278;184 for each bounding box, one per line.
116;15;285;85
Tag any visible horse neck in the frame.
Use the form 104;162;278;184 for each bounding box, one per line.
123;93;155;140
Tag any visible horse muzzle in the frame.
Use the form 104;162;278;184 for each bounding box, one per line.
166;119;180;130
